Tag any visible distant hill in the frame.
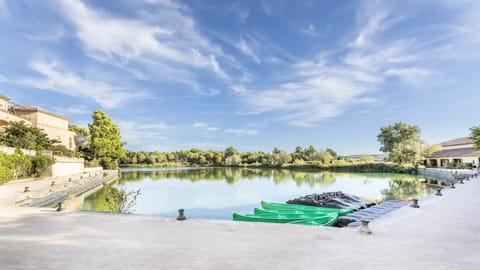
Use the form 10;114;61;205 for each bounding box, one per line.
339;154;387;161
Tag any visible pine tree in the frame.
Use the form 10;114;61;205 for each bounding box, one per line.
88;110;125;169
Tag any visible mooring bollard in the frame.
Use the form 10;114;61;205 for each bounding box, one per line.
435;189;443;196
51;181;55;186
410;198;420;208
451;182;456;189
56;202;62;212
24;186;30;193
68;178;72;182
459;178;464;184
359;220;372;234
177;209;186;221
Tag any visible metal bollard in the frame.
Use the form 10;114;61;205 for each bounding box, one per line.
459;178;464;184
450;182;456;189
435;189;443;196
176;209;186;221
51;181;55;186
359;220;372;234
410;198;420;208
24;186;30;192
56;202;62;212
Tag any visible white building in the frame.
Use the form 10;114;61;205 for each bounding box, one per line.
425;137;480;168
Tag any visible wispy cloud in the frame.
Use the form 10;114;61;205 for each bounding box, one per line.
193;122;219;132
224;128;258;136
22;61;148;108
49;105;90;115
232;1;479;126
0;74;6;82
300;24;321;37
119;120;168;150
56;0;231;90
237;39;261;64
0;0;8;19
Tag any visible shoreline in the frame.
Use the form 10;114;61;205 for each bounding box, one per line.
0;170;119;208
0;174;479;269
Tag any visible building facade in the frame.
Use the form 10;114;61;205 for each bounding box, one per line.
425;137;480;168
0;94;76;150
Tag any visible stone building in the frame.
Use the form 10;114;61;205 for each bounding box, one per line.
425;137;480;168
0;94;76;150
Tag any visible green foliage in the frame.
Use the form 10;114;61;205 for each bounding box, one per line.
104;185;141;213
31;152;54;177
0;150;53;184
377;122;425;165
0;121;55;150
471;125;480;151
360;155;375;163
272;148;292;166
88;110;125;169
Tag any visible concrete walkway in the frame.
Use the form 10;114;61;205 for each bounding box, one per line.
1;176;479;270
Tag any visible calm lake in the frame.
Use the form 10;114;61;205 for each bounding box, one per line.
81;167;434;219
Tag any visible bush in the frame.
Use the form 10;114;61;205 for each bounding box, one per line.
0;164;13;184
85;160;100;168
0;150;54;184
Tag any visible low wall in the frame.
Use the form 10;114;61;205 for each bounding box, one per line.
51;156;85;178
0;145;36;156
84;167;103;174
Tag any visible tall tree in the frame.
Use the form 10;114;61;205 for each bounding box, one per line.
471;125;480;151
88;110;125;169
377;122;424;165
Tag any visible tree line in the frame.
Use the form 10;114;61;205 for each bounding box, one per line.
118;145;379;167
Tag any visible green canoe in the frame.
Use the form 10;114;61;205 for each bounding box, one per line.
254;207;346;216
261;201;354;215
233;212;338;225
288;215;338;226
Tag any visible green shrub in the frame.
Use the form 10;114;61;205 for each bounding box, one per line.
0;166;13;184
0;150;54;184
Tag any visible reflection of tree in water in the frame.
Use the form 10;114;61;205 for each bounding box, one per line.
116;168;433;198
85;183;141;213
381;179;433;200
119;168;343;188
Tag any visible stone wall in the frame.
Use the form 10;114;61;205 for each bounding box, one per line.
51;156;85;178
0;145;37;156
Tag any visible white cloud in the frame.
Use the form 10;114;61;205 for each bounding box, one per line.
0;0;8;19
193;122;219;132
119;120;168;150
237;39;261;64
300;24;321;37
57;0;231;88
0;74;6;82
233;2;469;126
49;105;90;115
385;67;436;85
224;129;258;136
23;61;147;108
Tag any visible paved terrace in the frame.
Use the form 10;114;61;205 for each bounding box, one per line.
1;175;479;270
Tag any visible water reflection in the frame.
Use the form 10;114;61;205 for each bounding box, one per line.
82;167;434;219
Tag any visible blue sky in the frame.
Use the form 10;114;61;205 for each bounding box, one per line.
0;0;479;154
